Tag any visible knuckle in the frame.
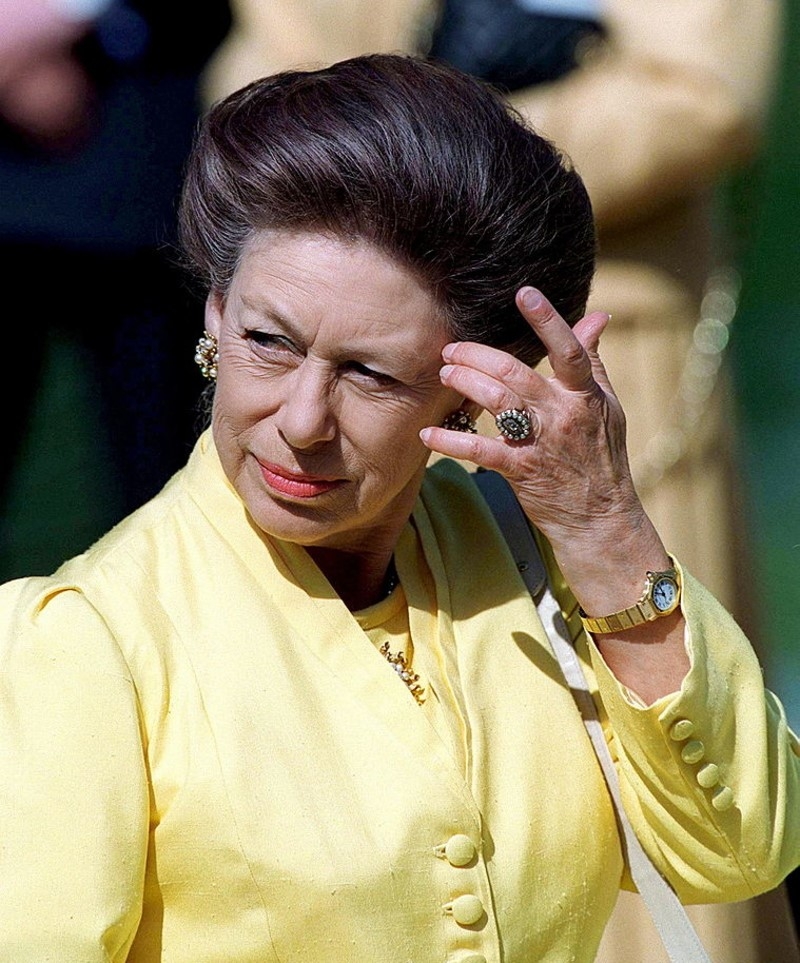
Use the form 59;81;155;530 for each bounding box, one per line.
487;385;511;412
498;450;527;479
495;355;519;381
465;435;483;460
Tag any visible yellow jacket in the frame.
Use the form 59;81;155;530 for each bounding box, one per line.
1;432;797;962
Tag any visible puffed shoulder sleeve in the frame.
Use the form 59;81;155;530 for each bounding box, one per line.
584;564;800;903
0;578;148;961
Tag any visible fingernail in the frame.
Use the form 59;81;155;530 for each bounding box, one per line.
521;288;543;310
419;428;432;444
442;343;457;361
440;364;454;381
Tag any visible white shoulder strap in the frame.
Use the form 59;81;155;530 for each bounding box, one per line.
473;468;713;963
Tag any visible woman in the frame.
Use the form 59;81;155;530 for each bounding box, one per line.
1;54;797;961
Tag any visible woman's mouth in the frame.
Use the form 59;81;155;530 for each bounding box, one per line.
257;460;344;498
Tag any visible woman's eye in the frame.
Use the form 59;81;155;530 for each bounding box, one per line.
246;330;296;352
346;361;397;385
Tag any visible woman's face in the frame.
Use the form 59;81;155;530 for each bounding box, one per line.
205;230;466;556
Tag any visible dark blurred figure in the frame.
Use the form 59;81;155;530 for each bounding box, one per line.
1;0;231;545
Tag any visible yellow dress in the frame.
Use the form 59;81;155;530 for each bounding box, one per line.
0;431;797;961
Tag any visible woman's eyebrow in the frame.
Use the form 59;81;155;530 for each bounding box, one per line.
237;293;443;380
239;295;303;337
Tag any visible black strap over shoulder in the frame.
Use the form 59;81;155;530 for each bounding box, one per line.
471;468;547;599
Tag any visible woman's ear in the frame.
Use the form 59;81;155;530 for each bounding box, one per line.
204;288;224;339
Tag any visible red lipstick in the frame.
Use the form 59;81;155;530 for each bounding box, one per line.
258;460;343;498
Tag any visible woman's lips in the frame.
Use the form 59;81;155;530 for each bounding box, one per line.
258;460;344;498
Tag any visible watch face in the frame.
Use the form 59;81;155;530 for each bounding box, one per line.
652;577;678;612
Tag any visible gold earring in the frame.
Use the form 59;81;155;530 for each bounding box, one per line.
442;409;477;433
194;331;219;381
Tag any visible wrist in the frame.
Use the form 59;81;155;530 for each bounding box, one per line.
546;513;670;617
579;557;681;634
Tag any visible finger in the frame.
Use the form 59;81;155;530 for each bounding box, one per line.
572;310;615;395
420;426;530;474
571;310;610;353
439;360;541;418
440;341;548;407
516;287;595;391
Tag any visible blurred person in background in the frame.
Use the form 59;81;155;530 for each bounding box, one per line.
0;0;231;577
200;0;798;959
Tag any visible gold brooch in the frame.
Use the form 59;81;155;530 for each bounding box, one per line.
380;642;425;705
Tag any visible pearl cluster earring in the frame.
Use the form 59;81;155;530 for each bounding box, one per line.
194;331;219;381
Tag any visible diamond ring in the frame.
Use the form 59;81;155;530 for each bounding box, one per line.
495;408;533;442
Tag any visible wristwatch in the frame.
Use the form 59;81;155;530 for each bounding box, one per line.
579;560;681;634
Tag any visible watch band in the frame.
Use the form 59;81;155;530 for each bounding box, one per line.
579;561;681;635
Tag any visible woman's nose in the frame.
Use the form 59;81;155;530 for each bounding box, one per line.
275;361;337;449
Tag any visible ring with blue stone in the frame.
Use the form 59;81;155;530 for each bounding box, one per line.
495;408;533;442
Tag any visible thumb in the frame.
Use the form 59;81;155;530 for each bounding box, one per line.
574;311;615;394
572;310;610;351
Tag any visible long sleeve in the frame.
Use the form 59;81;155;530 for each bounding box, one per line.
581;565;800;902
0;578;149;961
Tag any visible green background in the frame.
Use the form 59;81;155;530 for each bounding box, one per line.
3;7;800;732
727;0;800;731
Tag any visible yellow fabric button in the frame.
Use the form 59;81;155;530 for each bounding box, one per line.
711;786;735;811
451;894;485;926
669;719;695;741
680;740;705;764
697;763;720;788
445;834;477;867
459;956;488;963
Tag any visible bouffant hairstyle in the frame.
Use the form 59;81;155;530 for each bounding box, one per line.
178;53;596;367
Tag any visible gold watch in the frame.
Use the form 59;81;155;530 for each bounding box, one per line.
579;560;681;634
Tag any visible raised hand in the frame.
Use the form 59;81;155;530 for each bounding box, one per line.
421;287;642;554
421;287;688;700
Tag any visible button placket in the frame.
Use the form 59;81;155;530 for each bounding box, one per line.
436;832;489;944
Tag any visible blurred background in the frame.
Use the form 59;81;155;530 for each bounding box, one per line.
725;0;800;735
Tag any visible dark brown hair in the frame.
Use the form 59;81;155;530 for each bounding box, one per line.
178;53;596;366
